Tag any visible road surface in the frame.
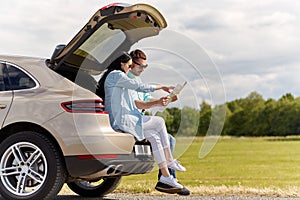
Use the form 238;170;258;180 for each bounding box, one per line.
53;193;300;200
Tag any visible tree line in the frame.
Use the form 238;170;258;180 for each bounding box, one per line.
155;91;300;136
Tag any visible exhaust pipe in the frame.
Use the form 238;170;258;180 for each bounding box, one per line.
107;164;123;175
106;165;116;175
114;164;123;174
80;164;124;179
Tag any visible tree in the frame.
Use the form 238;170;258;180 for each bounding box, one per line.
177;107;199;136
166;108;181;134
198;101;212;136
225;92;264;136
155;91;300;137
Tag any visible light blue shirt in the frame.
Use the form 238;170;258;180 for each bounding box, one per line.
127;71;153;103
104;70;155;140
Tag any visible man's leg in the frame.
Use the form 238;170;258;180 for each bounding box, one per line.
158;134;176;180
157;134;191;196
168;134;176;178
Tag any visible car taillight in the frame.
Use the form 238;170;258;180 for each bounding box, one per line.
100;3;131;10
61;100;108;114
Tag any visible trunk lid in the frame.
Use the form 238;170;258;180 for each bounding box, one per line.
49;3;167;75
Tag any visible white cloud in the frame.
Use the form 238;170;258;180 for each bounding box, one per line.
0;0;300;104
0;0;101;57
222;73;278;100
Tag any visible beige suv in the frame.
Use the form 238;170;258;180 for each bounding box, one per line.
0;3;167;200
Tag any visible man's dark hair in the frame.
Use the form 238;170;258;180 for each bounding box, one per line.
130;49;146;62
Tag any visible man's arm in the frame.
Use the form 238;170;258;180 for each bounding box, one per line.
135;94;178;110
134;96;170;109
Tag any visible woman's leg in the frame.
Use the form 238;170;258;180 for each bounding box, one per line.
144;129;183;189
143;116;186;172
143;116;173;162
143;130;167;166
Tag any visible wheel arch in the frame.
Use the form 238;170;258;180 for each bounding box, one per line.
0;122;66;169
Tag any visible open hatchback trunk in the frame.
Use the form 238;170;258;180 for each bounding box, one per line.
47;3;167;79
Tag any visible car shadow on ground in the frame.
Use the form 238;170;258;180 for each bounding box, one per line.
55;195;117;200
0;195;117;200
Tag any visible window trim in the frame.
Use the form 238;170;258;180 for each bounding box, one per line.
4;62;40;91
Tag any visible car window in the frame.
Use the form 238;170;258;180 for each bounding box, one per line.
63;22;126;73
0;63;6;91
6;64;36;90
0;63;10;91
75;23;126;64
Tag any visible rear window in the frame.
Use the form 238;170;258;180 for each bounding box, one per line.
74;23;126;64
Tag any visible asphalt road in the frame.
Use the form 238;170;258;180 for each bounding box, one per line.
53;194;300;200
0;194;299;200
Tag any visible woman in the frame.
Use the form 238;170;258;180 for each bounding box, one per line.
98;52;186;192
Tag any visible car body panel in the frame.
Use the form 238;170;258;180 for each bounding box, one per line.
43;111;136;156
0;62;13;127
0;56;92;126
0;91;12;128
0;55;136;157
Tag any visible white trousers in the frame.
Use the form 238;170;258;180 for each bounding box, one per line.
143;115;170;164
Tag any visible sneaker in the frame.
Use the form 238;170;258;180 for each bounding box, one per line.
167;159;186;172
159;175;183;189
155;182;183;194
177;185;191;196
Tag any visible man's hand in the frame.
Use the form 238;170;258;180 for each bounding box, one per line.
135;96;170;109
161;86;175;93
158;96;171;106
171;95;178;102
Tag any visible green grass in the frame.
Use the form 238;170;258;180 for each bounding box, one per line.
116;136;300;196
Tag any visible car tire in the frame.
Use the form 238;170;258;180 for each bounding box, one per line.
67;176;122;197
0;131;66;200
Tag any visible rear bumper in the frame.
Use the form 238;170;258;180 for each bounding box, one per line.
65;142;154;179
65;153;154;179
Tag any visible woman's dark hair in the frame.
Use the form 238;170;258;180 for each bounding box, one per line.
96;52;131;101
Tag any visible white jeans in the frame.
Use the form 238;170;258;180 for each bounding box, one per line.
143;115;171;164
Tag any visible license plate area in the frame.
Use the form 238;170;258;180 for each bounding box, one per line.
134;145;152;156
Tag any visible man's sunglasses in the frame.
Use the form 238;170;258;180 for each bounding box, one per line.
133;60;148;69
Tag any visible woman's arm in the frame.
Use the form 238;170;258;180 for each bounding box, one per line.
154;85;175;93
110;71;173;93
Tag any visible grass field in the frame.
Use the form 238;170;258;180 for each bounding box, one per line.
115;136;300;197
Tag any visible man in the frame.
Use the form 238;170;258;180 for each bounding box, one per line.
128;49;190;195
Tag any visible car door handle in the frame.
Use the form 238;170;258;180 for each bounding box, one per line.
0;104;7;109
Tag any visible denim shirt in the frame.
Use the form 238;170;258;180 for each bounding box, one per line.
104;70;155;140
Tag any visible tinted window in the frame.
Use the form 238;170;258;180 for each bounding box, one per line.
0;63;10;91
7;64;36;90
75;23;126;64
0;63;6;91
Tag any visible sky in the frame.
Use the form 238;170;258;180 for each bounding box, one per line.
1;0;300;106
